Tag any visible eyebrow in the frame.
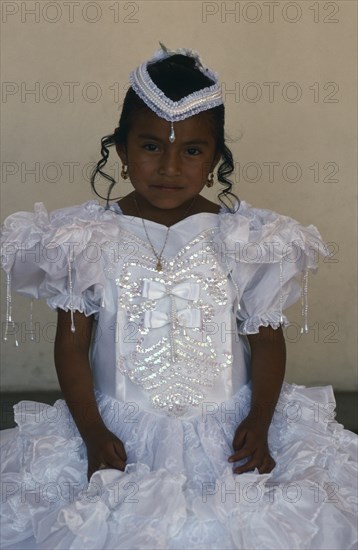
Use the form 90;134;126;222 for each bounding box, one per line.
137;133;210;146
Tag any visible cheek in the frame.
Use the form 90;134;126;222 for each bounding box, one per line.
128;158;157;176
185;161;212;182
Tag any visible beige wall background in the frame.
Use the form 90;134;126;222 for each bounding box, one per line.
1;0;357;390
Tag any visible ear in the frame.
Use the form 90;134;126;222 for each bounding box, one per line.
115;142;127;165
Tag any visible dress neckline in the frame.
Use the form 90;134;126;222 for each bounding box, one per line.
107;202;223;230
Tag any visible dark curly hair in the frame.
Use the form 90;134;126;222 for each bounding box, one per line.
90;53;239;211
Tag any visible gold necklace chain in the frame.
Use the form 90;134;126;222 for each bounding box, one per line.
133;194;197;272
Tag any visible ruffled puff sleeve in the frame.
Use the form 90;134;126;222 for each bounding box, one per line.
216;201;330;335
1;201;118;325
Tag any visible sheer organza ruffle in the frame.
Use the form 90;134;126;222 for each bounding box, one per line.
1;201;117;315
216;201;329;334
217;201;328;266
1;383;357;550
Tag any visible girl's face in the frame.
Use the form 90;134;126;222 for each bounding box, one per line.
116;109;220;211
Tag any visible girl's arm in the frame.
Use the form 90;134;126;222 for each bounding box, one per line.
229;325;286;474
54;309;127;479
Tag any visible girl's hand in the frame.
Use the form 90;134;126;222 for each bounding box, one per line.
84;425;127;481
228;415;276;475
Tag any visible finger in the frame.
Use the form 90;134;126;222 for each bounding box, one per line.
108;442;127;469
232;429;247;450
89;459;108;474
92;456;126;473
233;457;262;474
106;459;126;471
258;456;276;474
229;445;255;463
87;464;96;481
113;440;127;462
102;451;126;471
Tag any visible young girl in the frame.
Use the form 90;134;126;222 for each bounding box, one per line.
1;46;357;550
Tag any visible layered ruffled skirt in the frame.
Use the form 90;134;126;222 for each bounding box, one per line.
1;382;357;550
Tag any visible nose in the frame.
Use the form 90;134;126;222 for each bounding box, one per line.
158;149;181;176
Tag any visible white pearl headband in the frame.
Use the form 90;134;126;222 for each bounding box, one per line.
129;45;223;142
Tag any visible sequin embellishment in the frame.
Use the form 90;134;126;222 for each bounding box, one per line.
115;230;233;416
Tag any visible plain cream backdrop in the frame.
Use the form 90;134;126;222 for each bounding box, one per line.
1;0;357;390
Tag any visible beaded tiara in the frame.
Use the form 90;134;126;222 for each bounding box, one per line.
129;44;223;141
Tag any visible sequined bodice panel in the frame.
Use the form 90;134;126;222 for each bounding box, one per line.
93;216;247;418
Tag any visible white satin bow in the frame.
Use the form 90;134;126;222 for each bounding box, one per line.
142;279;201;301
143;308;202;329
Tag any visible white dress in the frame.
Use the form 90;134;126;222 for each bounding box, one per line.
0;200;357;550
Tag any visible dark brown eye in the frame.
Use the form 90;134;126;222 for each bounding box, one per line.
143;143;159;151
187;148;201;155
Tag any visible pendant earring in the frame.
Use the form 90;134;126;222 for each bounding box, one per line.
206;172;214;187
121;164;129;180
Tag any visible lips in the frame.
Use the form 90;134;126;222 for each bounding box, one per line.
151;185;183;190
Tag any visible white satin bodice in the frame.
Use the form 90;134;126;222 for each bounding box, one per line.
91;212;250;417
